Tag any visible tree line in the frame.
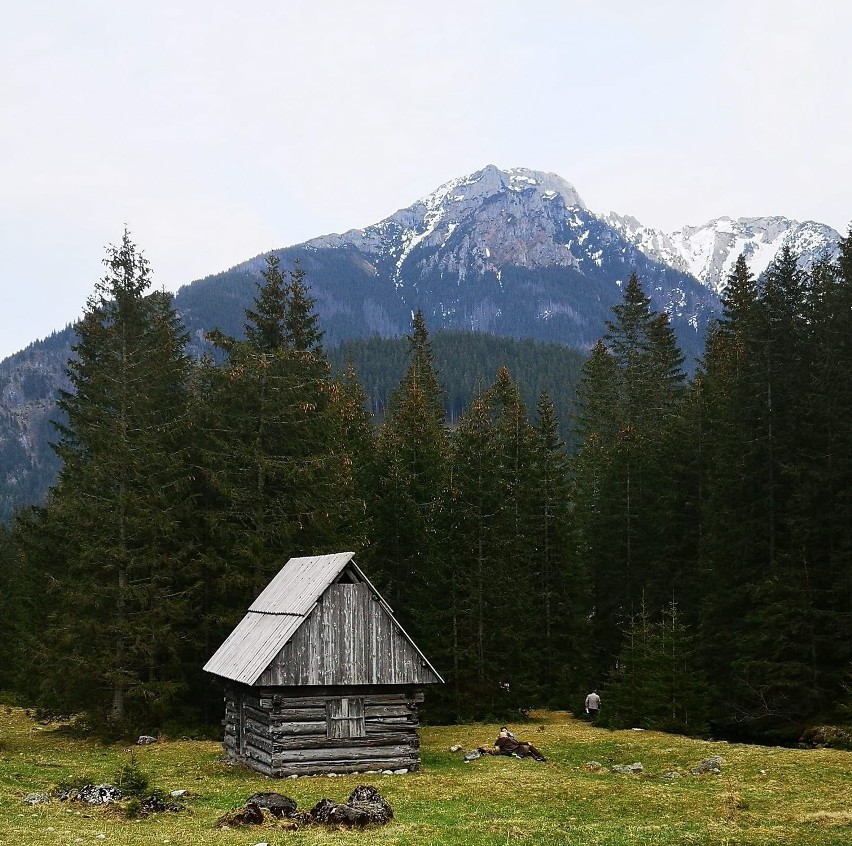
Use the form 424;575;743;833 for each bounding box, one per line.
0;228;851;743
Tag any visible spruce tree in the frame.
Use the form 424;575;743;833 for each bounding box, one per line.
35;231;195;724
198;253;356;619
530;391;586;703
572;275;687;685
364;312;452;715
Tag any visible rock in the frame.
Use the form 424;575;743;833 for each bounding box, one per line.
139;793;184;814
70;784;122;805
662;771;681;779
582;761;603;772
611;763;643;775
309;786;393;828
24;792;50;805
216;802;268;828
393;768;408;775
347;785;394;824
136;735;157;745
169;790;187;798
449;744;463;752
245;792;297;819
691;756;723;775
463;750;482;761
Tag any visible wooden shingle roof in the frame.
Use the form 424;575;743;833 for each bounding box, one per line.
203;552;443;686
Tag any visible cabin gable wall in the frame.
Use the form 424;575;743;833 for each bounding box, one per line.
257;583;437;687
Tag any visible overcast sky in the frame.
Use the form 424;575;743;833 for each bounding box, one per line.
2;0;850;361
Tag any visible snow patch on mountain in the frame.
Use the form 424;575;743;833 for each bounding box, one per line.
604;212;841;295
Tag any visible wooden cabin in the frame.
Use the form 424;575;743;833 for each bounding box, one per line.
203;552;443;777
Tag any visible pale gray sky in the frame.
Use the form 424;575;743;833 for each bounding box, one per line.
2;0;850;360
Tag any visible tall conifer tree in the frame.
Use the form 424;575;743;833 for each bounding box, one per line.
36;231;194;723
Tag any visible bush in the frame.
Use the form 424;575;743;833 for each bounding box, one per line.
113;753;150;797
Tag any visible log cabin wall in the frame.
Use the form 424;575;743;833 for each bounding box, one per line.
257;583;438;686
223;684;424;777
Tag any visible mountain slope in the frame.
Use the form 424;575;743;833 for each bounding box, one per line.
0;165;843;519
605;212;839;295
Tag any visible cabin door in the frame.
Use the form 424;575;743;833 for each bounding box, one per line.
326;697;365;739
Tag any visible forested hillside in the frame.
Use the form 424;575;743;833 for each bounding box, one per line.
328;332;585;438
1;230;851;747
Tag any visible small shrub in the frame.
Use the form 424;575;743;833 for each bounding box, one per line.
124;798;141;819
114;753;149;797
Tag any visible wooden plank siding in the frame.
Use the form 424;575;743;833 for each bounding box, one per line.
222;685;424;776
257;584;438;686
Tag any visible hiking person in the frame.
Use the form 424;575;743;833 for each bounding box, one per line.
585;690;601;720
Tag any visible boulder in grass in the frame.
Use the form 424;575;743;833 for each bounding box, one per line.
347;785;393;824
611;763;643;775
310;786;393;828
136;735;157;745
311;798;372;827
216;802;270;828
691;756;723;775
75;784;123;805
245;793;297;819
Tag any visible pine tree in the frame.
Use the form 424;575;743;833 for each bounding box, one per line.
572;275;686;684
364;312;452;716
699;249;818;732
530;391;586;703
198;254;355;619
34;230;195;724
603;600;708;735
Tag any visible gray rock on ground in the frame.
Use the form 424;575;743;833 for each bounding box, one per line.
611;762;644;774
691;756;724;774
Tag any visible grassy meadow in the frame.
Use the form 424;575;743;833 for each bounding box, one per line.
1;706;851;845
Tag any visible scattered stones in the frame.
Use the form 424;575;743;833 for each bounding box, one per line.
691;756;723;775
23;793;50;805
611;763;644;775
662;771;682;780
136;735;157;745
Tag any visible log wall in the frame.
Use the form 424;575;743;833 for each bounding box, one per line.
222;684;424;777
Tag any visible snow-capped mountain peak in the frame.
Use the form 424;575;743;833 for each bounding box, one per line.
604;212;840;295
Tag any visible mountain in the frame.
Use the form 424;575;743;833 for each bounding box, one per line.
605;212;839;295
0;165;843;520
179;165;718;357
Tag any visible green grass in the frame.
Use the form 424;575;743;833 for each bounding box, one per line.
1;707;851;844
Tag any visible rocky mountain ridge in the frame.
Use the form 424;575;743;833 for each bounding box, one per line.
604;211;839;296
0;164;844;520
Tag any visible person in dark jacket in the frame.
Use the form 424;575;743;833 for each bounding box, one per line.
480;726;546;762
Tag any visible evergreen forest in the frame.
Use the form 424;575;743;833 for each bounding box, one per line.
1;228;851;747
